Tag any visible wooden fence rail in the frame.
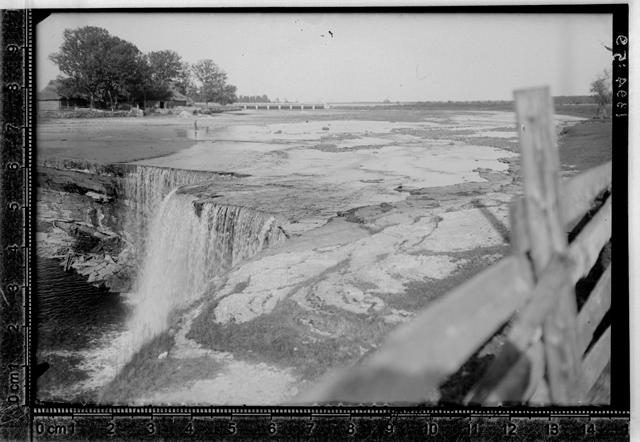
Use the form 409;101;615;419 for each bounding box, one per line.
295;87;612;405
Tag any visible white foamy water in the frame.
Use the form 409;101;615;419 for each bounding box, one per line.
124;166;222;254
117;189;287;367
38;326;136;399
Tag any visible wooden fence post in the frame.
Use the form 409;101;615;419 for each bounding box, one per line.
514;87;582;404
513;87;567;274
509;198;529;257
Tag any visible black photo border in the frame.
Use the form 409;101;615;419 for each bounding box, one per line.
0;4;630;440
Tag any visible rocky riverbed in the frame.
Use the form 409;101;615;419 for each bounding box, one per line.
36;108;595;404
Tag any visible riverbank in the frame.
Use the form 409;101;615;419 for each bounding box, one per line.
558;119;612;172
37;117;199;163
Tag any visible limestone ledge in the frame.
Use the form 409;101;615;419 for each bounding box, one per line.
207;200;510;326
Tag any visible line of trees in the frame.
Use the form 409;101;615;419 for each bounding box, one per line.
50;26;238;109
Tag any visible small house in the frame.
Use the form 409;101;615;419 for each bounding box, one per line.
38;80;63;111
146;87;192;109
38;80;89;112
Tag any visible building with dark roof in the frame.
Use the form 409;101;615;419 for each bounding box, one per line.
145;86;192;109
38;80;89;111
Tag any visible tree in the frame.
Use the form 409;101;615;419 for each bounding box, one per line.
100;36;149;109
50;26;148;109
174;62;194;95
191;59;237;105
148;50;182;84
590;69;612;119
219;84;238;105
56;77;85;100
143;50;185;101
50;26;113;108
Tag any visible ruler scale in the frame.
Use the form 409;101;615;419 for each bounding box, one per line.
28;408;629;440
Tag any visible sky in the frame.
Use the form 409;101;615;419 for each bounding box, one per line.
37;12;612;102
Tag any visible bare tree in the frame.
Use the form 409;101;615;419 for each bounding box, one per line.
589;69;611;119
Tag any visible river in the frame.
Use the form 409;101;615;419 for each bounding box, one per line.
36;257;130;403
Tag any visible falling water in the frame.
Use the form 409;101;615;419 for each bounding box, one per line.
119;189;287;366
123;166;224;259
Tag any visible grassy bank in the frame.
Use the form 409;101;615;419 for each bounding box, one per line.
558;119;612;171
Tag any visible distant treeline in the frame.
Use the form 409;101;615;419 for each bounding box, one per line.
335;96;600;118
410;95;596;107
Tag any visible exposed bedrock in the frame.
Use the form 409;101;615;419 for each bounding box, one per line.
36;151;516;302
97;163;518;404
102;188;516;404
36;161;283;293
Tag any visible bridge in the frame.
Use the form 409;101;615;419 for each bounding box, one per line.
237;102;328;110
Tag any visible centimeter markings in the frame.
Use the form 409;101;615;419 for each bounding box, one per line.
23;8;33;408
0;10;31;442
32;406;630;417
30;411;629;439
3;8;30;412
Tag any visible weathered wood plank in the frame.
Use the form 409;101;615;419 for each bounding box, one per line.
543;276;583;404
514;88;595;404
511;161;611;232
466;337;545;405
581;326;611;396
510;197;529;256
492;338;545;404
514;87;568;275
295;256;533;403
465;255;569;405
503;256;570;353
567;196;611;283
584;362;611;404
366;256;532;376
560;161;611;228
576;265;611;354
530;377;551;404
468;259;608;405
510;161;610;256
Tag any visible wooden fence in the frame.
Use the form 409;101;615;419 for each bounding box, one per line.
296;87;612;405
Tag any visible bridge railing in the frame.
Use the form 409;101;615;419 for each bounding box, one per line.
236;102;327;110
295;87;612;405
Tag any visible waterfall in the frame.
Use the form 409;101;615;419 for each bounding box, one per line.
120;189;287;363
123;166;225;263
106;165;286;373
125;166;220;218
